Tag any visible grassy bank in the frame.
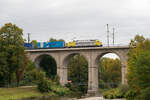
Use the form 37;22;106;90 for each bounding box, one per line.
0;86;57;100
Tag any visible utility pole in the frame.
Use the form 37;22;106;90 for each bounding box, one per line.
107;24;109;47
112;28;115;46
27;33;30;43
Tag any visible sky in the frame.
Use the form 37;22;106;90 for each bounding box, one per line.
0;0;150;45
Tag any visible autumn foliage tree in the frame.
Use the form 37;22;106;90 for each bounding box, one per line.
127;35;150;99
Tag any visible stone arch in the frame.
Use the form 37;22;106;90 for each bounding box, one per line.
33;53;57;68
63;52;89;68
94;50;127;85
33;53;58;79
95;50;122;66
60;52;89;86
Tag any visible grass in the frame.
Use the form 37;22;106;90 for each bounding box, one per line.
0;86;56;100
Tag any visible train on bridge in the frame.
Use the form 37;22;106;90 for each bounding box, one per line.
24;40;103;49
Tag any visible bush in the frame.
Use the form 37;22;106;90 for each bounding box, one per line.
37;69;70;95
138;87;150;100
37;77;52;93
125;89;137;100
65;83;78;92
118;84;129;96
51;85;70;96
20;69;38;86
102;84;129;99
52;75;60;85
65;82;87;94
37;69;53;93
102;88;123;99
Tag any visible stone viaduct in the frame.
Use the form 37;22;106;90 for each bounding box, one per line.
26;46;129;94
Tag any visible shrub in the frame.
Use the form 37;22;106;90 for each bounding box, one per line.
125;89;137;100
138;87;150;100
102;88;124;99
51;85;70;96
65;82;87;94
36;69;46;80
118;84;129;96
37;77;52;93
53;75;60;85
20;69;38;86
37;70;52;93
65;83;78;92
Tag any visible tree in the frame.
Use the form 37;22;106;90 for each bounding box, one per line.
31;40;38;48
127;35;150;99
99;58;121;89
49;38;65;42
129;35;145;47
0;51;8;86
15;52;29;86
67;55;88;93
0;23;25;86
39;55;57;80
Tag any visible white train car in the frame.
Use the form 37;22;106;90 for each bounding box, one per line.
67;39;102;47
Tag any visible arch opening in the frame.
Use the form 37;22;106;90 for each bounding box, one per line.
64;53;88;94
97;53;122;90
34;54;57;80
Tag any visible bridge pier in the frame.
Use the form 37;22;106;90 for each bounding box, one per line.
122;64;128;84
87;64;99;95
57;66;68;85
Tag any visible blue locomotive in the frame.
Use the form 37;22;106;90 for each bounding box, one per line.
24;43;34;48
37;41;65;48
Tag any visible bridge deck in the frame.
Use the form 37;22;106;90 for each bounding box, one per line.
25;46;129;52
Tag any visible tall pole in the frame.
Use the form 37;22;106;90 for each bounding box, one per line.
27;33;30;43
107;24;109;47
112;28;115;46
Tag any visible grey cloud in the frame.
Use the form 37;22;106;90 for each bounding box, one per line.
0;0;150;44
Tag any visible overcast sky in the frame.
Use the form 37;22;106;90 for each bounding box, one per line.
0;0;150;45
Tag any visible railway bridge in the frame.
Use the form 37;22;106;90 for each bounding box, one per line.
25;46;129;94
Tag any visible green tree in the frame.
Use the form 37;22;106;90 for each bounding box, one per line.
0;23;25;86
67;55;88;93
31;40;38;48
99;58;121;89
127;35;150;99
0;51;8;86
39;55;57;80
49;38;65;42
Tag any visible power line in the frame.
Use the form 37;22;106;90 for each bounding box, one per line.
107;24;109;47
112;28;115;46
27;33;30;43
